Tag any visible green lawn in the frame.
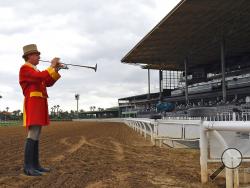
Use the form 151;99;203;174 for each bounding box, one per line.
0;121;22;126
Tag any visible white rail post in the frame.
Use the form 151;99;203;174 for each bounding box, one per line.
234;168;239;188
200;121;208;183
141;122;145;138
139;122;143;135
153;120;158;146
130;121;133;129
226;168;233;188
143;123;147;139
149;123;154;144
134;121;137;131
135;122;139;132
140;122;145;136
137;122;141;134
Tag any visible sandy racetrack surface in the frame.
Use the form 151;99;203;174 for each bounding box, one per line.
0;121;223;188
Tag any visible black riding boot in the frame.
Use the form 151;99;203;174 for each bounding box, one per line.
34;140;51;173
24;138;42;176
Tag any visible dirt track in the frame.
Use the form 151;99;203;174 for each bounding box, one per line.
0;121;223;188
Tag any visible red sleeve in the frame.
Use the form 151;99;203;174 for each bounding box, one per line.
44;76;57;87
19;66;50;83
19;65;61;85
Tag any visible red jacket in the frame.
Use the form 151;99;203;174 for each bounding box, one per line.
19;62;61;127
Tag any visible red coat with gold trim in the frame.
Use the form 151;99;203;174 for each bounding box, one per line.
19;63;61;128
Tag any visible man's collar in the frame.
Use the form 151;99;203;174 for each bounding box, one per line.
25;62;38;71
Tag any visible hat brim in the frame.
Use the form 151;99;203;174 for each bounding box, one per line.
22;51;40;58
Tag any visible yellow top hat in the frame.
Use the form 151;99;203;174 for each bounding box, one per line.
22;44;40;58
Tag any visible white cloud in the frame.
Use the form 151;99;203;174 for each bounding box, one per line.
0;0;181;111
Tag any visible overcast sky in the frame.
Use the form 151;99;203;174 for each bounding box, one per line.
0;0;180;112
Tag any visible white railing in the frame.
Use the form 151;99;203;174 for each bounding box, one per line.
161;112;250;121
73;118;124;123
124;117;250;187
200;121;250;188
124;118;200;147
125;118;156;144
156;119;200;140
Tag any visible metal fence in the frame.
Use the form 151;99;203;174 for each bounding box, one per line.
124;117;250;187
124;118;201;147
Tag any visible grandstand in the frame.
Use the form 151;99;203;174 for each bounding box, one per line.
119;0;250;118
78;107;119;119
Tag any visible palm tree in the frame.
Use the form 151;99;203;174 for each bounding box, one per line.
17;110;21;116
56;105;60;116
12;110;17;117
53;105;57;116
51;107;54;116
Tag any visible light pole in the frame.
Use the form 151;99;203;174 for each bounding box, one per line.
75;94;80;116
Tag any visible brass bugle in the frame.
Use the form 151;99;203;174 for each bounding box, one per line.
39;60;97;72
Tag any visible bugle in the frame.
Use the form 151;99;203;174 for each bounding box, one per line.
39;60;97;72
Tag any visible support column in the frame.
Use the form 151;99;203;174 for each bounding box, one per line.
170;71;172;89
221;38;227;103
159;70;163;101
200;124;208;183
166;70;168;89
184;58;189;104
147;69;151;100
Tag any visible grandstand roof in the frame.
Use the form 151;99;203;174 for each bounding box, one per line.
119;91;170;101
119;92;160;101
121;0;250;71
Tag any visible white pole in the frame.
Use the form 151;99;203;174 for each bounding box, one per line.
225;168;233;188
149;123;154;144
143;123;147;139
234;168;239;188
139;122;142;135
200;122;208;183
139;122;143;135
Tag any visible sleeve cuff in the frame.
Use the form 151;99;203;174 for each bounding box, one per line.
47;67;61;80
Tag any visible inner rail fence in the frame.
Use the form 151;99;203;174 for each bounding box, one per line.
161;111;250;121
123;113;250;188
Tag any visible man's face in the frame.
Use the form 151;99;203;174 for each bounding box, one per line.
27;53;40;65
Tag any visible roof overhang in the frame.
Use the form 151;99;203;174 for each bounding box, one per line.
121;0;250;71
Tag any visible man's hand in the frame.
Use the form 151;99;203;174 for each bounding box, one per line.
50;57;65;72
50;57;60;69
